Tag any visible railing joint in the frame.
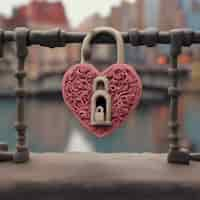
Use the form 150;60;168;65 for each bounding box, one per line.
170;29;184;56
15;27;29;58
182;28;193;46
128;29;140;46
143;28;159;47
168;87;181;97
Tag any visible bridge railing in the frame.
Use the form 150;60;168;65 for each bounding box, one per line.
0;27;200;164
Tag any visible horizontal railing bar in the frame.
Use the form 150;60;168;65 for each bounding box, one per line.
2;29;200;47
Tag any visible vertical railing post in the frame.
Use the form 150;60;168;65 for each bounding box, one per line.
13;27;29;163
0;29;13;162
167;29;190;164
0;29;7;152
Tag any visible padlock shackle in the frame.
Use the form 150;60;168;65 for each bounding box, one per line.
81;27;125;64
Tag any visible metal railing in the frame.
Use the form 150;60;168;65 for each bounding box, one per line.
0;27;200;164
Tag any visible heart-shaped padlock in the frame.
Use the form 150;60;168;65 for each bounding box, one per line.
62;27;142;138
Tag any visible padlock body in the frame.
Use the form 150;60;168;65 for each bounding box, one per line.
62;63;142;138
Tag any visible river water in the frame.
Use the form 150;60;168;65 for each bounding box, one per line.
0;95;200;153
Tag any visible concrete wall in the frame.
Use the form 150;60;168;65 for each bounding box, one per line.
0;153;200;200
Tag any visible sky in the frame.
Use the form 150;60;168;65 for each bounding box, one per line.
0;0;135;27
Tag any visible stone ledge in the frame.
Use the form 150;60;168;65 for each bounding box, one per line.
0;153;200;200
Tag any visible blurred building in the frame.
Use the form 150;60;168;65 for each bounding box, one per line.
0;0;198;77
135;0;145;29
136;0;188;65
158;0;200;63
144;0;159;28
6;0;70;79
68;0;143;66
109;0;138;31
158;0;185;30
78;13;108;32
107;0;145;64
178;0;200;60
135;0;159;28
180;0;200;30
68;13;110;66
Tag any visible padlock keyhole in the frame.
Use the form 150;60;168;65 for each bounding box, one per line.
97;107;102;112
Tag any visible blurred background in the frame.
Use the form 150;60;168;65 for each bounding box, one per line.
0;0;200;153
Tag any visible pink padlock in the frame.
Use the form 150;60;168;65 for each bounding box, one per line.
62;27;142;138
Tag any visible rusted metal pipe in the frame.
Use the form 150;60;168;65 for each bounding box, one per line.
0;28;198;47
